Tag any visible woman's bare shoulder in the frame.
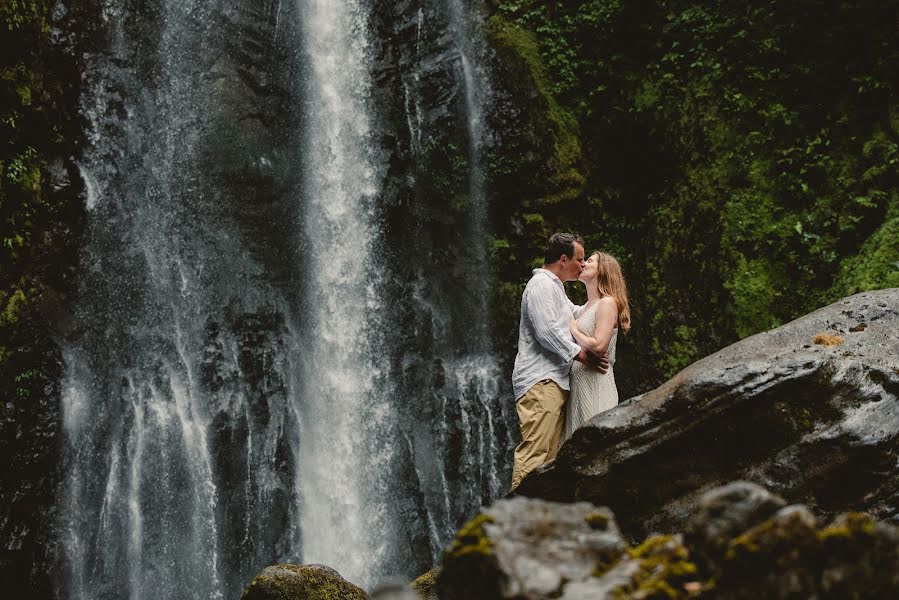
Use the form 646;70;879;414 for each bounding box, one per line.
597;295;618;314
598;295;617;307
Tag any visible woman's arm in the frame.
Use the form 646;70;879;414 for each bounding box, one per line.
569;297;618;355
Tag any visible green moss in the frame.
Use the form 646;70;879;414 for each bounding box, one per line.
0;0;48;32
725;523;769;560
1;287;28;327
723;255;784;338
715;507;824;597
410;567;439;599
446;514;496;559
487;13;585;204
240;564;367;600
585;511;610;531
818;513;877;542
608;535;701;599
830;202;899;296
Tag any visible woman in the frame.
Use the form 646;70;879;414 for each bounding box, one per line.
564;251;631;439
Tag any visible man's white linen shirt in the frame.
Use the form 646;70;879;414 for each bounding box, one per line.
512;269;583;401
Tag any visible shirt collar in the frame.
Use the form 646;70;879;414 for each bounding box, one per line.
533;268;564;288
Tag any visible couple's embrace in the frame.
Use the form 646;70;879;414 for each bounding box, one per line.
510;233;631;491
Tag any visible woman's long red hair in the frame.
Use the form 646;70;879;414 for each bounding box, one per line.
594;252;631;333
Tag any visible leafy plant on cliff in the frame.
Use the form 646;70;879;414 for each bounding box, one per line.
1;1;81;402
487;0;899;392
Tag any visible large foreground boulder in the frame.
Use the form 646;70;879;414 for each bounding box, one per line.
435;496;676;599
240;563;367;600
436;483;899;599
517;289;899;539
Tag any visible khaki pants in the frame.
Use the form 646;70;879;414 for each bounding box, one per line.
510;379;567;490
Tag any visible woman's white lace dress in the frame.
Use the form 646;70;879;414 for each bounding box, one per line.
564;302;619;440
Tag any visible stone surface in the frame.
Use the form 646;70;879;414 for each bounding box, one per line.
684;481;787;571
712;508;899;598
435;496;629;599
240;564;368;600
518;289;899;540
409;568;439;600
436;483;899;599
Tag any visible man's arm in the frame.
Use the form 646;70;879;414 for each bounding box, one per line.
526;278;582;363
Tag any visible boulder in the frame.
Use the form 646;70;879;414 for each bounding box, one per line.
683;481;787;571
434;496;696;599
517;289;899;540
409;568;439;600
709;506;899;598
240;564;367;600
435;484;899;599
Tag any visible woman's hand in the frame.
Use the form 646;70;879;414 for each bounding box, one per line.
569;317;578;334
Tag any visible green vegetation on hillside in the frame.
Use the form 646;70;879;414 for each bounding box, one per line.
486;0;899;392
1;1;81;403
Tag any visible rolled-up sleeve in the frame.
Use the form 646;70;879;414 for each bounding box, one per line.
526;278;581;362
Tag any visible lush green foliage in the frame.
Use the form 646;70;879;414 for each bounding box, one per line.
1;0;81;403
487;0;899;392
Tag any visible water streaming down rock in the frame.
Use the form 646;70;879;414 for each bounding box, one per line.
371;0;517;566
293;0;398;586
55;0;515;596
60;2;304;598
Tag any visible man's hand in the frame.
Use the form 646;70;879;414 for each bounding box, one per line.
574;349;609;374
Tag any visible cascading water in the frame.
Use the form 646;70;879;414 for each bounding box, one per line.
60;2;303;598
293;0;396;585
56;0;514;596
380;0;517;565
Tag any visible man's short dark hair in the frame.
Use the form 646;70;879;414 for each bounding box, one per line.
544;232;584;264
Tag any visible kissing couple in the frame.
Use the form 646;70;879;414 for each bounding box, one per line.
510;232;631;491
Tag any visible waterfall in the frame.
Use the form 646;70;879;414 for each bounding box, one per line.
60;2;303;598
56;0;514;596
449;0;490;302
294;0;394;586
383;0;517;566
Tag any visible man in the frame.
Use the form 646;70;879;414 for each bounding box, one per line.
510;232;607;490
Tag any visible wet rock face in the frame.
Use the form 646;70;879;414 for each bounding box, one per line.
240;564;368;600
518;289;899;539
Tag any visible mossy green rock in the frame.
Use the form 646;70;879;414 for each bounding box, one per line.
435;483;899;598
816;513;899;598
709;508;899;598
240;564;368;600
718;505;821;597
684;481;787;572
436;497;628;599
410;567;439;600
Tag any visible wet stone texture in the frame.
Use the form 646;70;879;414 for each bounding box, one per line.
434;483;899;599
240;564;368;600
436;496;629;599
518;289;899;540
